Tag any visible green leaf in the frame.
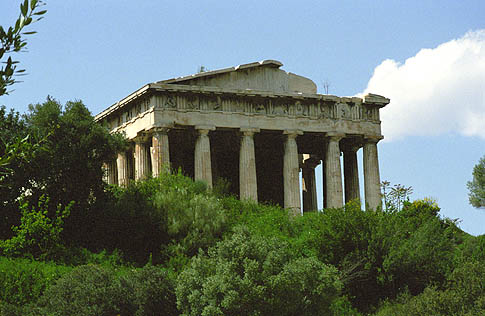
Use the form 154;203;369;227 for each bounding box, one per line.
31;0;38;10
14;19;21;33
18;16;25;30
33;10;47;16
22;31;37;35
21;0;28;17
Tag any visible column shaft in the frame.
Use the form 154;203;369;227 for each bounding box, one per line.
343;148;360;203
194;128;213;188
363;138;382;210
239;130;258;201
283;131;302;215
135;140;150;180
325;135;344;208
302;164;318;212
117;152;129;187
151;129;170;177
108;160;118;185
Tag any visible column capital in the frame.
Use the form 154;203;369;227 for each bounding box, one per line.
326;132;345;142
195;125;216;131
283;129;303;138
364;135;384;143
149;126;171;134
240;127;260;136
134;134;150;143
340;142;361;153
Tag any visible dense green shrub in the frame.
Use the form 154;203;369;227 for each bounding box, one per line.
122;265;178;316
374;261;485;316
241;199;460;313
454;233;485;264
97;171;229;266
37;264;134;316
0;256;71;307
33;264;177;316
176;226;342;316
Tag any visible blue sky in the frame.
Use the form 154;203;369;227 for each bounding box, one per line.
1;1;484;235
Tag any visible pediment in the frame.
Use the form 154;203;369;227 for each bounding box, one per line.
159;60;317;94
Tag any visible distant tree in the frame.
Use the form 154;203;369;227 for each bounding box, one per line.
381;181;413;211
467;155;485;208
0;0;47;95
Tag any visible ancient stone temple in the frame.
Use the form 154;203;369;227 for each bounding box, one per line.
95;60;389;214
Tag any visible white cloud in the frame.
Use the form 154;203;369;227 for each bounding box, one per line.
361;30;485;141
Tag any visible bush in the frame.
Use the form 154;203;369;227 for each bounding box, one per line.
122;265;178;316
96;171;229;266
248;199;460;313
37;264;135;316
373;260;485;316
176;226;342;316
0;256;71;308
34;263;177;316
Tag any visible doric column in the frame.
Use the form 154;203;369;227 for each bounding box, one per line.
325;133;344;208
135;137;150;181
343;144;360;203
283;130;303;216
117;151;129;187
107;160;118;185
363;136;383;210
239;128;259;201
195;126;215;188
151;128;170;177
302;155;319;212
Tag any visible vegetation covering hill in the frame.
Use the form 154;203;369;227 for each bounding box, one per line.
0;100;484;315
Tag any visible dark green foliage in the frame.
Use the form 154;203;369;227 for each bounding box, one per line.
0;196;72;260
374;261;485;316
454;234;485;264
34;264;177;316
122;265;178;316
256;199;460;312
37;265;134;316
176;227;342;316
0;256;71;308
467;155;485;208
97;171;229;266
23;98;126;245
0;106;38;237
0;97;126;247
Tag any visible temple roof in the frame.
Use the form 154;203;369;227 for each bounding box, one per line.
158;59;317;94
95;60;389;121
159;60;283;84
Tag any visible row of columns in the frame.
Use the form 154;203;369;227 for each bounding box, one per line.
108;127;382;213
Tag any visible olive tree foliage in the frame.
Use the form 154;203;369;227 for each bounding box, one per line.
0;0;46;96
176;227;342;316
467;155;485;208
